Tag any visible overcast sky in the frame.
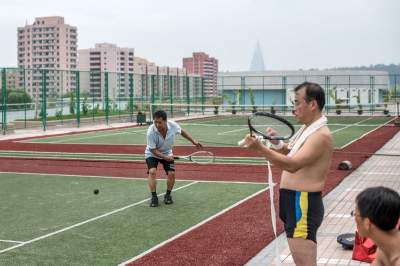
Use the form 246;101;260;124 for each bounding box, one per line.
1;0;399;71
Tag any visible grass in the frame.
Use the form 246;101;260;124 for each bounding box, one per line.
0;172;265;265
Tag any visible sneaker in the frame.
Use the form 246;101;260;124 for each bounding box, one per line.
164;194;173;205
150;196;159;207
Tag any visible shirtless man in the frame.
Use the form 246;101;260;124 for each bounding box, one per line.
353;186;400;266
243;82;333;266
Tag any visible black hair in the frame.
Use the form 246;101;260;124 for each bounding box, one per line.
294;82;325;111
153;110;167;120
356;186;400;231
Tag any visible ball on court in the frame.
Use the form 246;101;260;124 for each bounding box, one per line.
93;189;99;195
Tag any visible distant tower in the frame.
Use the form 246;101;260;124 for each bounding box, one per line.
249;41;265;71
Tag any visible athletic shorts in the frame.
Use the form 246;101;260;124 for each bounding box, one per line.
279;188;324;243
145;157;175;175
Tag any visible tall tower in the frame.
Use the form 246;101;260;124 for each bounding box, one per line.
249;41;265;71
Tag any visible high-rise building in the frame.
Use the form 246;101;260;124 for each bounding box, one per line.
17;16;78;99
182;52;218;96
78;43;134;98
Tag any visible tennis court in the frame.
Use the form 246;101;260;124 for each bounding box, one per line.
17;115;393;148
0;113;398;265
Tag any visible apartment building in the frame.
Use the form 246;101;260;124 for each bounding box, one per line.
183;52;218;96
78;43;134;98
17;16;77;99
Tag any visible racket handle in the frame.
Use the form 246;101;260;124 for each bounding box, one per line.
238;138;247;147
238;136;264;147
173;156;180;159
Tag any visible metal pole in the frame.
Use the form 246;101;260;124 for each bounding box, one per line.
105;72;109;125
129;73;134;122
75;71;80;127
41;69;47;131
1;68;7;134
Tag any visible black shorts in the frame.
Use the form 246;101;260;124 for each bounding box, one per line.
279;188;324;243
146;157;175;175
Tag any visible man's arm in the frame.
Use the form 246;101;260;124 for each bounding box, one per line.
245;130;332;173
150;148;174;162
181;129;202;148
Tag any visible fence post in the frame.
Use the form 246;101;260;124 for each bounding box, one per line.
201;77;205;114
186;75;190;116
105;72;109;125
129;73;134;122
75;71;80;127
41;69;47;131
1;68;7;134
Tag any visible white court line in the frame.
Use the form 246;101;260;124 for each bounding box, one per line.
340;117;395;149
24;129;147;144
118;186;269;266
330;117;374;135
0;181;198;254
217;127;249;135
0;240;25;244
0;171;268;185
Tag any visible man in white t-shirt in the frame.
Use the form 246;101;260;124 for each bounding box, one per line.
145;110;202;207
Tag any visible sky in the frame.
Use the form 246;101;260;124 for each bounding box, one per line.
1;0;399;71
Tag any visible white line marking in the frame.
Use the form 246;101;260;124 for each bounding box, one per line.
217;127;249;135
0;181;198;254
0;240;25;244
340;117;395;149
24;129;147;144
117;186;269;266
331;117;374;135
0;171;268;185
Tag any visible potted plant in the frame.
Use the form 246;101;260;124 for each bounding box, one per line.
223;94;237;115
353;94;363;115
211;96;223;115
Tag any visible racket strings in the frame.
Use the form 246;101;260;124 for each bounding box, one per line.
189;151;215;164
250;115;294;139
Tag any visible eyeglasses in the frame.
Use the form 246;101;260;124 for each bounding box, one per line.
350;210;361;217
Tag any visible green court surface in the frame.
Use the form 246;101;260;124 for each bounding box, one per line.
23;115;393;148
0;172;266;265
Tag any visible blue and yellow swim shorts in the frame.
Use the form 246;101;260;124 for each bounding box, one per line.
279;188;324;243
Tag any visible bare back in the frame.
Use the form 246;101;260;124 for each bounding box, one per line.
280;126;333;192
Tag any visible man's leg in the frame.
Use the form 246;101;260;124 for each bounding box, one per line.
164;171;175;204
148;168;158;207
287;238;317;266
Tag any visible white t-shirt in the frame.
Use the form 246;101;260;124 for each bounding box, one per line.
144;120;182;159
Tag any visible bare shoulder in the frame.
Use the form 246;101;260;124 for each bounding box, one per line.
309;126;333;147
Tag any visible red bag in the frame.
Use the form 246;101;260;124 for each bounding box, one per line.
352;231;377;263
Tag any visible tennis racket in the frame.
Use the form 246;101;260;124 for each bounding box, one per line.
238;112;295;146
173;151;215;164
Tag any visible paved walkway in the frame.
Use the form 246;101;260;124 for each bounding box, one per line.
246;131;400;266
